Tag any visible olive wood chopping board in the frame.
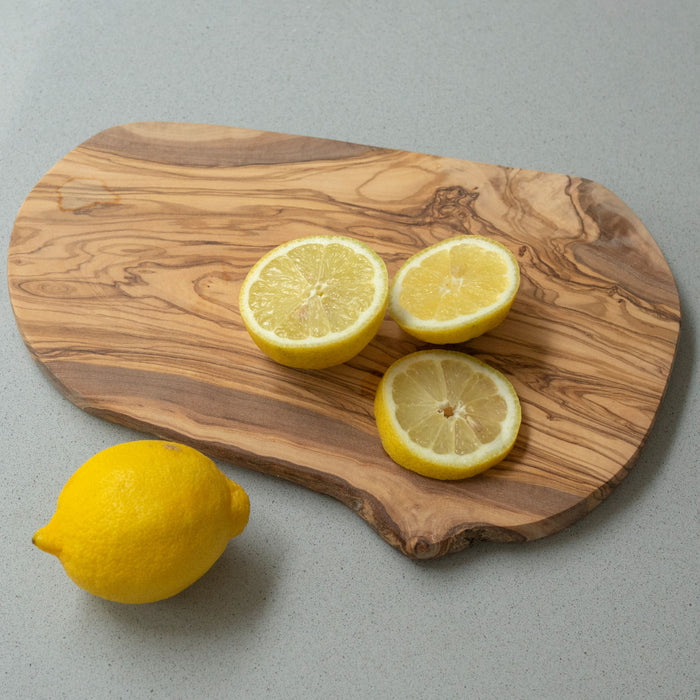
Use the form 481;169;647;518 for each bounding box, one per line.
8;122;680;559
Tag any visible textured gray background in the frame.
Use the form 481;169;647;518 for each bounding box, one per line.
2;2;698;698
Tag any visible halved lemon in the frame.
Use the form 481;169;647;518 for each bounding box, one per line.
374;350;521;480
239;235;388;369
389;235;520;344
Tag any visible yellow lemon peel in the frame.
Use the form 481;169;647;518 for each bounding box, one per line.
33;441;249;604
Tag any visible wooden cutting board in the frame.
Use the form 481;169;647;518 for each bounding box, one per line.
8;122;680;558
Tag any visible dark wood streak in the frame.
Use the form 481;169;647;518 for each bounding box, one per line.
7;122;680;558
83;122;383;168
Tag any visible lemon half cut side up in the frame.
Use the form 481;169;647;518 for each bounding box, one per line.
374;350;522;480
389;235;520;344
239;235;389;369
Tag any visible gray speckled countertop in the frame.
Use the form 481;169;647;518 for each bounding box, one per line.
2;2;698;698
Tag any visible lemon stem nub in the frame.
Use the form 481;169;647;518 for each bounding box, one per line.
33;526;61;556
228;482;251;539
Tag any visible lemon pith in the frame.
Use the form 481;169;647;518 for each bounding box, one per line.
239;235;388;369
389;235;520;344
374;350;521;480
33;441;249;604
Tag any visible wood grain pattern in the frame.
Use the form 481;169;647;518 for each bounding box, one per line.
8;122;680;558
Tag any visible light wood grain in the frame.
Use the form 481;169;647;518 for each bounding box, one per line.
8;122;680;558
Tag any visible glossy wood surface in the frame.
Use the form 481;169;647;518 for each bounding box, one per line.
8;122;680;558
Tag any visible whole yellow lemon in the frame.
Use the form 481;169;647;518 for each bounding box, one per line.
32;440;249;604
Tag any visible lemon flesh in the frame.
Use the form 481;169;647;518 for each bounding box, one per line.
389;235;520;344
32;441;249;604
239;235;388;369
374;350;521;480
